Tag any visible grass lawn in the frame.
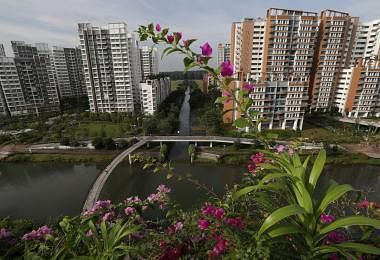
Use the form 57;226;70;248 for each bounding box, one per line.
66;122;131;139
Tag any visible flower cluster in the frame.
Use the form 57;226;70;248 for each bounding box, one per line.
0;228;12;239
82;199;111;217
22;226;52;241
242;83;255;92
326;231;346;244
320;213;335;224
248;152;265;174
167;221;184;234
210;235;228;258
147;184;171;209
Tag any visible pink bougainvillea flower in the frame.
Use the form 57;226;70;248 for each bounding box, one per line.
250;152;265;164
167;34;174;44
248;163;256;174
174;221;184;232
242;83;255;92
198;219;210;230
182;39;189;48
86;229;93;237
200;42;212;57
326;231;346;244
22;226;52;241
0;228;12;239
175;32;182;41
328;254;339;260
157;184;171;193
124;206;136;215
210;236;228;257
357;200;370;209
202;203;216;216
155;24;161;32
223;91;233;103
102;211;115;222
276;144;286;153
220;60;234;77
320;213;335;224
226;217;245;229
214;208;225;219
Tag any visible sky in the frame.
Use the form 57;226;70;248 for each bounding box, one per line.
1;0;379;71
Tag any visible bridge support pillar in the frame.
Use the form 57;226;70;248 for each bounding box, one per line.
195;142;198;147
210;142;213;148
147;142;150;148
128;154;132;165
160;141;162;147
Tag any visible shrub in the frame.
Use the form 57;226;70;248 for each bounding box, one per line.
92;137;104;149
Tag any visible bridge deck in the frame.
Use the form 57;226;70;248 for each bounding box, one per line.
82;136;257;211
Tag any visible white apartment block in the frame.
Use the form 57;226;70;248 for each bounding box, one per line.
35;43;61;107
0;44;5;57
139;46;158;80
334;68;353;113
140;77;170;115
351;19;380;65
217;43;231;65
0;57;27;116
249;81;307;130
78;22;141;113
310;10;359;110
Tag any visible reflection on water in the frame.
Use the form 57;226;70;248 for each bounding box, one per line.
100;161;244;209
1;84;380;221
0;162;103;222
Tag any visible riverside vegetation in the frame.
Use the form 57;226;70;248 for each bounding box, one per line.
1;23;380;259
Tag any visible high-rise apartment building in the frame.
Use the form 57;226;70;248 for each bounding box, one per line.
309;10;359;110
64;47;86;97
0;44;5;57
78;22;141;113
227;8;318;130
0;56;27;116
12;41;59;115
140;77;171;115
335;58;380;117
139;46;158;80
351;19;380;65
217;43;231;65
35;43;61;107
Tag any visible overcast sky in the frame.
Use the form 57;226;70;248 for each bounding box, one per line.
1;0;379;71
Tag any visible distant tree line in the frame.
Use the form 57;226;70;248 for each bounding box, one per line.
163;70;206;80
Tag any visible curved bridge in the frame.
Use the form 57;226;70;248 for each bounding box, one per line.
83;135;257;211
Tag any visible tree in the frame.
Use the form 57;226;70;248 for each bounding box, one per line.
103;137;116;150
92;137;104;149
200;108;223;135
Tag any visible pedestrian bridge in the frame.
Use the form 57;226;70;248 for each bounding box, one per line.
83;135;257;211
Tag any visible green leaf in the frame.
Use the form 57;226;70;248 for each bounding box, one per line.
319;216;380;235
258;204;305;237
335;242;380;255
183;57;194;67
234;118;249;128
215;96;228;104
267;223;302;238
232;185;257;200
308;149;326;193
161;47;172;59
161;28;169;36
316;184;354;215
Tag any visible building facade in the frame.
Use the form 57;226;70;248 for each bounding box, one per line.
335;59;380;117
140;77;170;115
351;19;380;65
78;22;141;113
0;44;5;57
309;10;359;110
12;41;59;115
217;43;231;65
139;46;158;80
0;56;27;116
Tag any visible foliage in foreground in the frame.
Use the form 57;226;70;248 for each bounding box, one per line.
1;149;380;259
